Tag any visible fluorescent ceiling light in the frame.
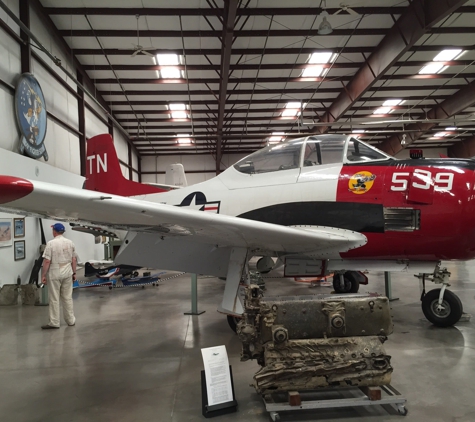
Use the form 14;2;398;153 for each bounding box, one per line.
419;63;444;74
302;66;324;77
383;99;402;107
445;126;457;130
373;107;392;114
171;111;188;119
281;109;300;117
177;134;192;144
308;52;333;64
156;54;180;65
169;103;186;110
161;67;182;79
352;129;365;133
434;132;448;137
286;102;304;109
269;132;285;143
433;49;462;61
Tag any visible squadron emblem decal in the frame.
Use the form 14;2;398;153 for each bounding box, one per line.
348;171;376;194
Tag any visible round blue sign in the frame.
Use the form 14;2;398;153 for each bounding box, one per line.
15;73;48;160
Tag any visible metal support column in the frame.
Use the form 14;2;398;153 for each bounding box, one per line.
384;272;399;301
184;274;205;315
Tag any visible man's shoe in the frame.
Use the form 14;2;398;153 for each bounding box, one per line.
41;324;59;329
68;323;75;326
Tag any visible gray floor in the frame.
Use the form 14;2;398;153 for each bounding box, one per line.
1;261;475;422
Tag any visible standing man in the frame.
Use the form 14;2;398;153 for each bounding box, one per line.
41;223;77;329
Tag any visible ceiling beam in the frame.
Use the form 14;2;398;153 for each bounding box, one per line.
45;6;422;16
378;79;475;155
72;44;475;56
313;0;469;134
81;60;472;72
58;27;475;38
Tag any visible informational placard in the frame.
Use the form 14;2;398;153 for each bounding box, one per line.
201;345;233;406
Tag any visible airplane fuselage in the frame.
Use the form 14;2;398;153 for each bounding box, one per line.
135;158;475;262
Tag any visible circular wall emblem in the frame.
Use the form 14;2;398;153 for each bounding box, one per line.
348;171;376;194
14;73;48;160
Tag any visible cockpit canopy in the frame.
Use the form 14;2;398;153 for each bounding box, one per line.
234;135;393;174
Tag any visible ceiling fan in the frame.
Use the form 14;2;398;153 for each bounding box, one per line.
130;14;155;57
333;3;360;15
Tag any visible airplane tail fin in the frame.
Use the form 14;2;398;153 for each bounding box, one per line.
165;164;188;187
84;134;169;196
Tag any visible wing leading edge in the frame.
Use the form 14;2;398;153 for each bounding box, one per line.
0;176;367;273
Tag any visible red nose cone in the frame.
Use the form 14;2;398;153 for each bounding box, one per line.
0;176;34;204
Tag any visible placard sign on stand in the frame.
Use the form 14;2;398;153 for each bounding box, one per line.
201;345;237;418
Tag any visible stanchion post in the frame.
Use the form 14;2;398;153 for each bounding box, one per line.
384;271;399;301
184;274;205;315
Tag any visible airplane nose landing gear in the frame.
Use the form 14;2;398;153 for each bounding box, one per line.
417;267;463;327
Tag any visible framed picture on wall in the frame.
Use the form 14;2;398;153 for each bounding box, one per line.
0;218;13;247
14;218;25;238
14;240;25;261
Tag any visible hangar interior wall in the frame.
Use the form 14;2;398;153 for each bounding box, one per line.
0;1;135;286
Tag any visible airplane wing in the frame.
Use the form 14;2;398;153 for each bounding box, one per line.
0;176;367;275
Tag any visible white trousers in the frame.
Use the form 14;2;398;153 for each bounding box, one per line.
48;275;75;327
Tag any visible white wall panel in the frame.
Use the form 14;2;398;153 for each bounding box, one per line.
85;107;108;138
113;128;130;178
42;122;80;174
0;87;20;151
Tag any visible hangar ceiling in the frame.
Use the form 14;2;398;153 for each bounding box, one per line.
33;0;475;161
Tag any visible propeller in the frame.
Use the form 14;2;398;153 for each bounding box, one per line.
334;3;359;15
130;15;155;57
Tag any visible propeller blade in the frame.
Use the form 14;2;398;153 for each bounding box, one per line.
131;50;139;57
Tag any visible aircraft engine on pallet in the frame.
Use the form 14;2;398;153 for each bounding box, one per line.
237;285;394;394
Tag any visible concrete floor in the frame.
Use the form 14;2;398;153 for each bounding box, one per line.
1;261;475;422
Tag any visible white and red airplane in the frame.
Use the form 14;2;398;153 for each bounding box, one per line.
1;133;473;327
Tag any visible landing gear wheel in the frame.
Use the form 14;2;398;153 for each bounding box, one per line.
332;272;360;293
226;315;242;334
421;289;463;327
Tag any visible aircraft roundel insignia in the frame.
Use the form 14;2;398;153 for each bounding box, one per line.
348;171;376;194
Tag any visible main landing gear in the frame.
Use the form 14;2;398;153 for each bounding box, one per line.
333;271;360;293
416;267;463;327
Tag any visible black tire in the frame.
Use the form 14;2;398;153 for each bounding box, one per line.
422;289;463;327
227;315;242;334
332;272;360;293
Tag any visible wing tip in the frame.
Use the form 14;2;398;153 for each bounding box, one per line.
0;176;34;204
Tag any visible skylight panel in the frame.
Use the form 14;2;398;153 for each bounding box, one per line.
383;99;403;107
156;54;180;65
281;102;306;119
308;52;333;64
373;107;392;115
302;66;324;77
177;134;192;144
419;63;445;74
433;49;462;61
269;132;285;143
161;67;182;79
